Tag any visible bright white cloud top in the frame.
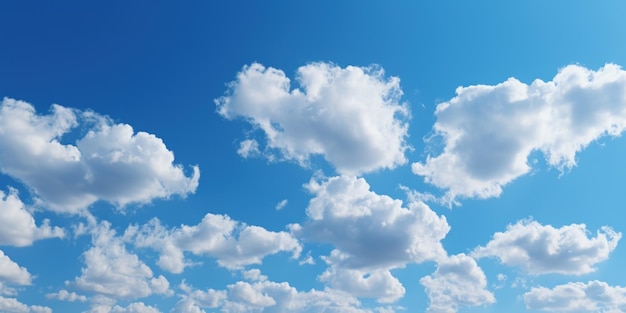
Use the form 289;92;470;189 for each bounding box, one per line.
420;254;495;313
125;213;302;273
413;64;626;201
216;62;410;175
524;281;626;312
473;219;621;275
0;98;199;214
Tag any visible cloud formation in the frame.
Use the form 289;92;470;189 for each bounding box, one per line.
293;176;449;271
413;64;626;201
216;62;410;175
173;277;392;313
473;219;621;275
524;280;626;312
0;97;199;214
0;188;64;247
420;254;495;313
0;296;51;313
73;221;171;300
0;250;32;287
125;213;302;273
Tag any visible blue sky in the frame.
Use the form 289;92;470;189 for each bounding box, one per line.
2;1;626;312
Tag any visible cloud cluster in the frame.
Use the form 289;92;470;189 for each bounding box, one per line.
172;277;391;313
216;62;410;175
413;64;626;200
0;97;199;214
125;213;302;273
524;280;626;312
294;176;449;270
473;219;621;275
0;296;51;313
290;175;449;303
0;188;64;247
420;254;495;313
73;221;171;300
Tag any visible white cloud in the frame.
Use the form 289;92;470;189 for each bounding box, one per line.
275;199;288;211
293;175;449;271
237;139;261;158
0;296;52;313
174;278;389;313
413;64;626;201
110;302;162;313
319;267;405;303
473;219;621;275
216;62;410;175
74;221;171;300
0;97;199;214
87;300;163;313
524;280;626;312
45;289;87;302
420;254;495;313
0;188;64;247
125;213;302;273
0;250;32;286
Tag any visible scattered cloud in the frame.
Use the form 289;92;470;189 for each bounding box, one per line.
420;254;495;313
45;289;87;302
292;175;449;271
73;221;171;300
125;213;302;273
413;64;626;201
0;188;64;247
216;62;410;175
237;139;261;159
0;296;51;313
524;280;626;312
0;97;199;214
473;219;621;275
275;199;288;211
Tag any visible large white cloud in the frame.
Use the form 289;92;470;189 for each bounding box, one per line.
0;250;32;287
292;175;449;270
420;254;495;313
74;221;171;300
413;64;626;201
473;219;621;275
172;277;392;313
0;188;64;246
524;280;626;312
0;97;199;214
125;213;302;273
216;62;410;175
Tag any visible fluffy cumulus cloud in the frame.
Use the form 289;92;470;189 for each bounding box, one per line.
473;219;621;275
216;62;410;175
0;188;64;246
293;175;449;270
172;277;391;313
0;250;31;287
318;267;405;304
125;213;302;273
420;254;495;313
45;289;87;302
0;97;199;214
73;221;171;300
524;280;626;312
413;64;626;200
0;296;51;313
